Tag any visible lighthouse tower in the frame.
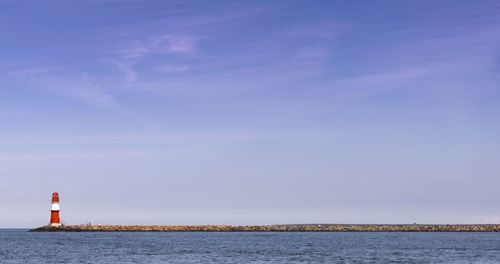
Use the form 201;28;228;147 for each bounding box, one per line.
49;192;62;227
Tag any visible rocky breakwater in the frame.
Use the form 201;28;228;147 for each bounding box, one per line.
31;224;500;232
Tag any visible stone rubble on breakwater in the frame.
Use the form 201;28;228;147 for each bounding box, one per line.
30;224;500;232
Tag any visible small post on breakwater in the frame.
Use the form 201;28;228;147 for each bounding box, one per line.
49;192;62;227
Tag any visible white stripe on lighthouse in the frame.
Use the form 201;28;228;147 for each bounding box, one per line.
51;203;60;211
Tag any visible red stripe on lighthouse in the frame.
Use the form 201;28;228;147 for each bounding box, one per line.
49;192;62;227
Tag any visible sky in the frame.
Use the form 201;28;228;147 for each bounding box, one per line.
1;0;500;227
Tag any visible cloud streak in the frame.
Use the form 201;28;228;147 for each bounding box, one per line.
3;64;121;110
41;74;120;109
119;34;197;59
112;34;197;85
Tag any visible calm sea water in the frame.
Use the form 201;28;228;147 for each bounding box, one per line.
1;229;499;263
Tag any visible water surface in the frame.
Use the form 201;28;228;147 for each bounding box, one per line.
1;230;499;263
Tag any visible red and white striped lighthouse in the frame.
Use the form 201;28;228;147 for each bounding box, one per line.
49;192;62;227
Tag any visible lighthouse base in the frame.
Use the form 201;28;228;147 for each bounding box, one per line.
49;223;62;227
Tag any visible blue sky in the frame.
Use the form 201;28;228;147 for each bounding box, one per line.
1;0;500;227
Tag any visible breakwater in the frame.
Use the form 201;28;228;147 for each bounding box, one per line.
31;224;500;232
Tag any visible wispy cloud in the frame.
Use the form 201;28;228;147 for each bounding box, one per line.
156;35;197;54
40;74;120;109
1;62;163;129
0;131;264;145
119;34;197;59
281;21;347;41
112;34;197;85
76;74;120;109
330;63;449;96
318;25;500;102
157;64;190;73
472;215;500;224
113;60;138;85
4;65;120;110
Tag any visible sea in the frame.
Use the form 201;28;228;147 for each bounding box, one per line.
1;229;499;263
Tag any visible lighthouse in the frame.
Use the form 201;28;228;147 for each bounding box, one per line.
49;192;62;227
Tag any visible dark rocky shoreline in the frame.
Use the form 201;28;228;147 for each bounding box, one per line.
30;224;500;232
